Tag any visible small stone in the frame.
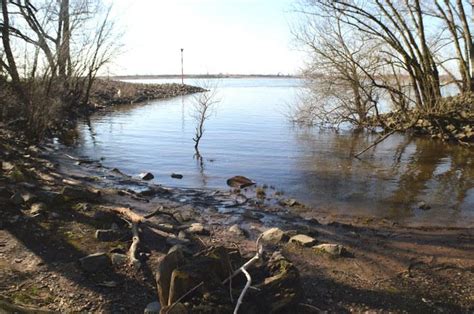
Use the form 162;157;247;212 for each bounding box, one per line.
30;202;47;215
417;201;431;210
261;227;288;244
289;234;317;247
186;223;210;235
79;253;110;272
228;224;245;236
144;301;161;313
313;244;346;257
139;172;154;181
2;161;14;171
95;229;122;242
171;173;183;179
111;253;128;266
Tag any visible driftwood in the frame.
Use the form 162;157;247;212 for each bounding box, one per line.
354;129;397;159
104;206;182;268
222;235;263;314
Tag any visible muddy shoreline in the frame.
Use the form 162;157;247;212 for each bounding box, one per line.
1;125;473;312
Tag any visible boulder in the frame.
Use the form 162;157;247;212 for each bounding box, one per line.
79;252;110;272
139;172;154;180
226;176;255;188
289;234;317;247
313;244;346;257
261;227;288;245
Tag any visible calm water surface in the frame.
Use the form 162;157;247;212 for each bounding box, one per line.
73;78;474;227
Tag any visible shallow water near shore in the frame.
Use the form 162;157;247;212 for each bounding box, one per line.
72;78;474;227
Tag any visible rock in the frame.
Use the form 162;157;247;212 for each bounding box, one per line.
61;186;99;201
111;253;128;266
79;253;110;272
171;173;183;179
261;227;288;244
30;202;47;215
289;234;317;247
226;175;255;188
139;172;154;180
280;198;300;207
186;223;210;235
156;248;186;307
1;161;14;171
144;301;161;313
95;229;122;242
228;224;245;236
313;244;346;257
417;201;431;210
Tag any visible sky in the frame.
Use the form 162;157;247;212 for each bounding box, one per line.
108;0;305;76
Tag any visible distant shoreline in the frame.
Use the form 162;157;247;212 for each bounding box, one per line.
104;74;302;80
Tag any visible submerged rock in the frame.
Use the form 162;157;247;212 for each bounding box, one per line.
289;234;317;247
226;175;255;188
139;172;154;181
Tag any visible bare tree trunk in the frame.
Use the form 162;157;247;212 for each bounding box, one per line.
1;0;24;98
471;0;474;91
58;0;70;78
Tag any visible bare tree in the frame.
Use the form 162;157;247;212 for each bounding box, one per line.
191;84;219;157
292;9;382;128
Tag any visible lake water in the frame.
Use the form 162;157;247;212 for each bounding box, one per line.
73;78;474;227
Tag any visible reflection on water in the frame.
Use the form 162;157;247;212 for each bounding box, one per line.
73;78;474;227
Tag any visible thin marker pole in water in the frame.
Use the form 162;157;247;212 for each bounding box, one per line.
181;48;184;85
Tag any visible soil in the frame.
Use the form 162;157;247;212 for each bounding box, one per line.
0;126;473;313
